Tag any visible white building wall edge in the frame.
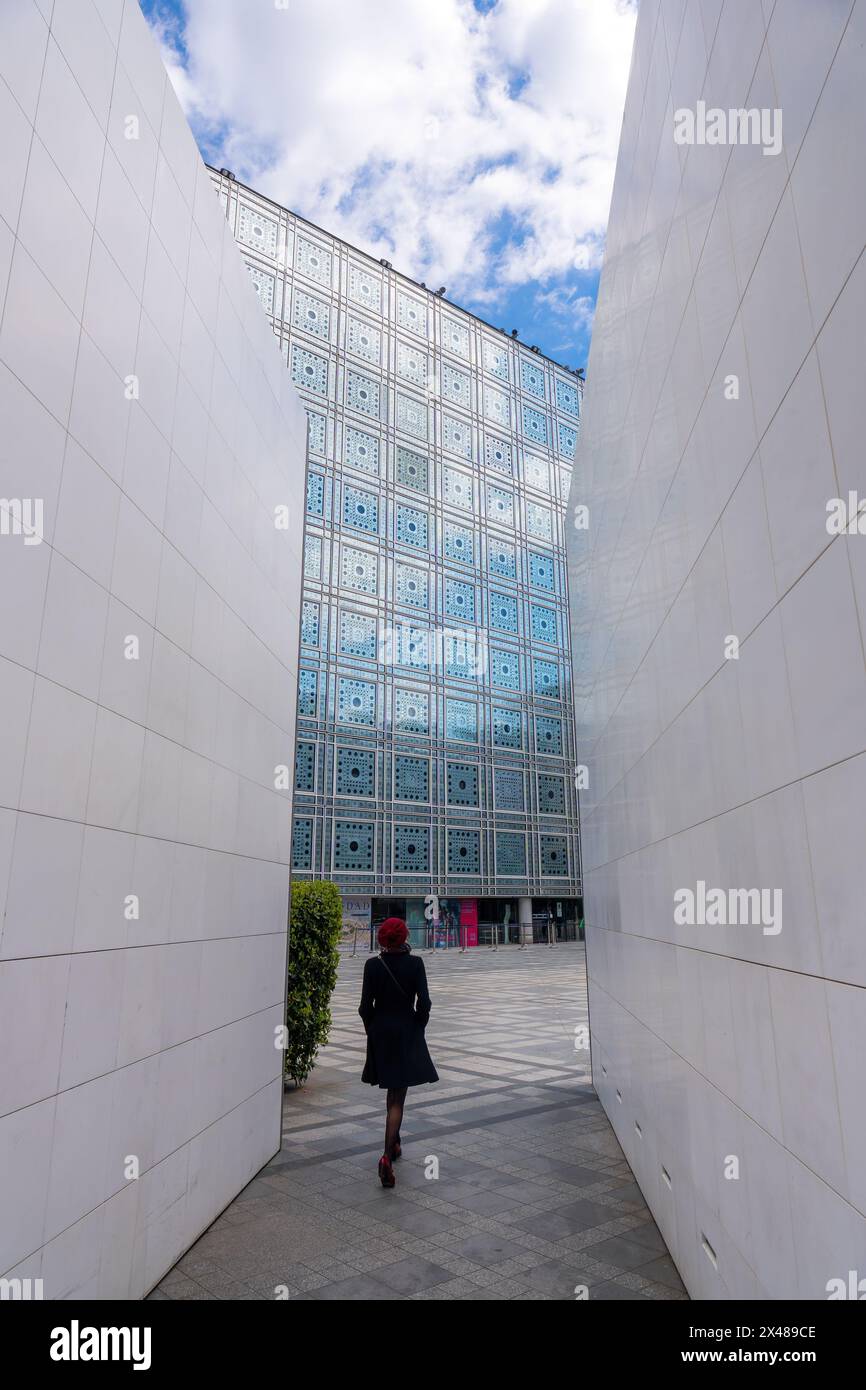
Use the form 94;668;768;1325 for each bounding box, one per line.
0;0;306;1297
568;0;866;1298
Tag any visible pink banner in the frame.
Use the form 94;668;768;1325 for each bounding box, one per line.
459;900;478;947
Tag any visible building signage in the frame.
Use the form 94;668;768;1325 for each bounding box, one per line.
341;896;372;937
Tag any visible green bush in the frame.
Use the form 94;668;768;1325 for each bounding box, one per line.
285;880;342;1086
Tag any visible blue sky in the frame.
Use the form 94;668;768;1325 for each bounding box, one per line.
140;0;634;368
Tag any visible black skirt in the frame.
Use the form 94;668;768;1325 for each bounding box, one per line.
362;1016;439;1089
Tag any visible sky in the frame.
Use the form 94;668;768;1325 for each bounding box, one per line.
139;0;636;368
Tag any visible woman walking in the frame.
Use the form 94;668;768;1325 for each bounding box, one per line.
359;917;439;1188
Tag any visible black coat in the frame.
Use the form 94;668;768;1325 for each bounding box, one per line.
359;950;439;1089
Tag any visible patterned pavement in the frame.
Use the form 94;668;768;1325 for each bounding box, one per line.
150;944;686;1301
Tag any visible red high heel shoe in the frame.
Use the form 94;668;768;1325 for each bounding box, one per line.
378;1154;396;1188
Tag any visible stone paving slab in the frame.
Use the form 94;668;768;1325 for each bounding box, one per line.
151;945;686;1301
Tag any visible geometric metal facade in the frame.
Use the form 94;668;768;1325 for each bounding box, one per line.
213;169;582;897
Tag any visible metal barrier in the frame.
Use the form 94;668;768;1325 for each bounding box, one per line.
362;918;581;953
340;924;374;957
422;921;462;952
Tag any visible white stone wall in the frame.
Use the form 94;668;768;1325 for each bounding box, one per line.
568;0;866;1298
0;0;306;1297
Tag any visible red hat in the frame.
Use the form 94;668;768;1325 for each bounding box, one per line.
377;917;409;949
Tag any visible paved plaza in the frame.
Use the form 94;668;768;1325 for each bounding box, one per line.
150;945;685;1301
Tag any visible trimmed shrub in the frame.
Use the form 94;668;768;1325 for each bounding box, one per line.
285;880;342;1086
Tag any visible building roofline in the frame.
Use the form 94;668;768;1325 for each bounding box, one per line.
208;164;585;384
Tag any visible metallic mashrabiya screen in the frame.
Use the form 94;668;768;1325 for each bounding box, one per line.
214;171;583;899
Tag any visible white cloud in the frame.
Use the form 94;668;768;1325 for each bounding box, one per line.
149;0;635;302
531;284;596;354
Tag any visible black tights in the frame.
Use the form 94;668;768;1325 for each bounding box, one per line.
385;1087;407;1157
